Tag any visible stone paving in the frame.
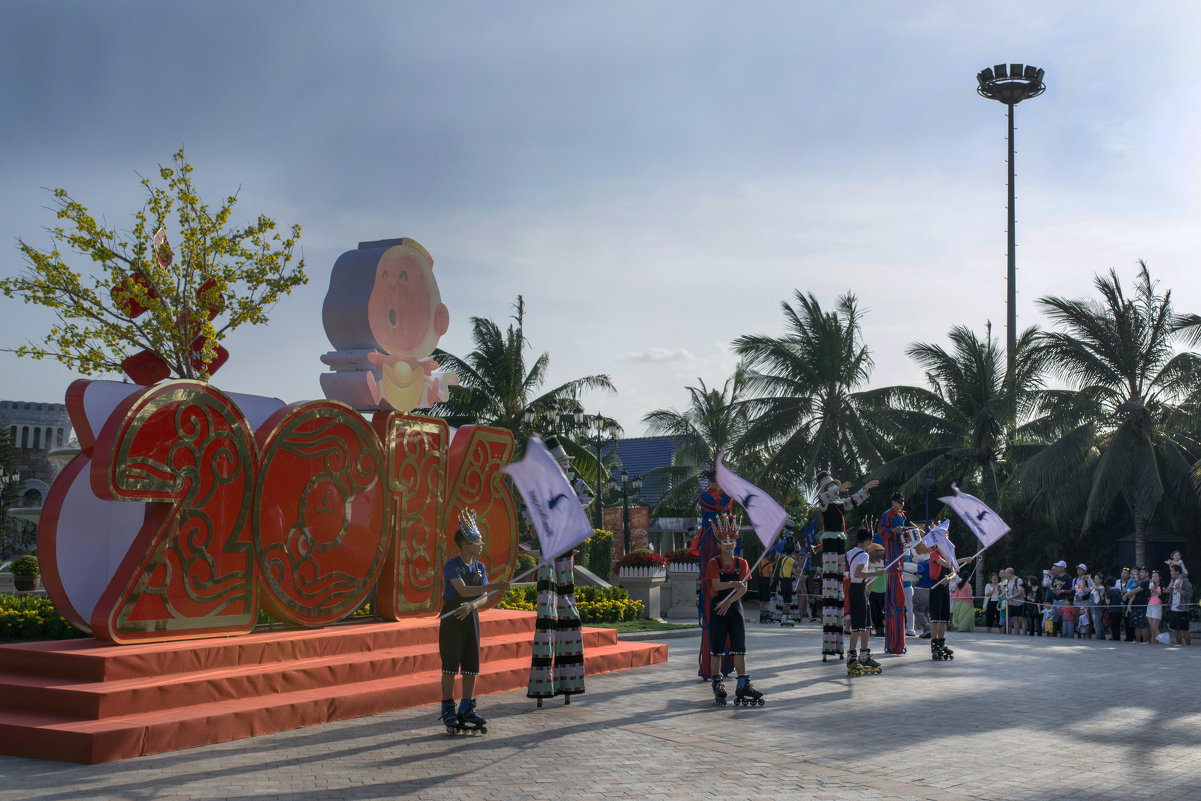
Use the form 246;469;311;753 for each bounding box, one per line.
0;624;1198;801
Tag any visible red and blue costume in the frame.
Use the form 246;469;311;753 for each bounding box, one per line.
696;486;734;678
878;507;908;655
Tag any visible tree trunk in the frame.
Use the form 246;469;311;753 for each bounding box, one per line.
1133;516;1146;569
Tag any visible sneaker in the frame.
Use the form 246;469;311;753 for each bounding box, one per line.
919;632;931;639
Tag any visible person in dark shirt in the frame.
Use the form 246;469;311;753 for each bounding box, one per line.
1048;561;1072;637
1124;567;1151;643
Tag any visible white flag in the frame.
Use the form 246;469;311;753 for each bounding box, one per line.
715;452;788;550
922;520;958;571
502;438;594;565
939;486;1010;549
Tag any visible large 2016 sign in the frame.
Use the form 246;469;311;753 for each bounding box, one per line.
40;379;516;645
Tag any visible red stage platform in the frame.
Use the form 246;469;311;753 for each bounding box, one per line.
0;610;667;763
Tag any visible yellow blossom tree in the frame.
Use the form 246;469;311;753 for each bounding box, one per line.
2;148;307;382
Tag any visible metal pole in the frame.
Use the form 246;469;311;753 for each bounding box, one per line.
622;484;631;555
593;437;603;529
1007;100;1017;378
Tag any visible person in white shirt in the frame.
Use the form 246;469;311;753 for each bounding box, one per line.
1005;568;1025;635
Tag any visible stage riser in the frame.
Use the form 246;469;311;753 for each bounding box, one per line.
0;612;667;764
0;629;620;719
0;611;550;682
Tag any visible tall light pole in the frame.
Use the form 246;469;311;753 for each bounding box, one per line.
608;469;643;556
580;412;618;529
976;63;1046;378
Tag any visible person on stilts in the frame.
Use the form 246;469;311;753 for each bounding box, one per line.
527;435;592;707
816;471;878;663
878;492;910;655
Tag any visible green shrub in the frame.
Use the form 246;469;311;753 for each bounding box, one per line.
516;552;537;576
0;594;87;641
584;529;613;580
9;555;39;576
497;584;641;622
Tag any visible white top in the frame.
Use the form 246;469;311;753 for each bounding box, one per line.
984;582;1002;603
847;547;869;583
1007;577;1025;605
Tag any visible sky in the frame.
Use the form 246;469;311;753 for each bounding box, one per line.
2;2;1201;437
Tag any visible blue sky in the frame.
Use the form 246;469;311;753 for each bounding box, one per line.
3;2;1200;435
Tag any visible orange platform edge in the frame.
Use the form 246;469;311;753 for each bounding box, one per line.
0;610;667;764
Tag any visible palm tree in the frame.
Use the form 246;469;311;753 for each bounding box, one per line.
1016;262;1201;566
732;291;880;487
641;372;749;513
431;296;616;475
861;323;1048;508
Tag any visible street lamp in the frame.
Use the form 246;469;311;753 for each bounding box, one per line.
580;412;618;528
976;63;1046;379
608;468;643;556
0;466;19;559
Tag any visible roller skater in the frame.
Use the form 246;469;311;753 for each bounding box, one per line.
704;515;767;707
917;523;973;663
846;529;885;676
815;471;878;662
734;675;765;706
437;509;510;736
696;472;735;679
778;539;798;627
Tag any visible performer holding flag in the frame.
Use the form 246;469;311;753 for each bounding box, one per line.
437;509;512;734
815;471;878;662
707;453;790;706
878;493;910;655
918;520;975;661
695;470;735;679
524;435;594;708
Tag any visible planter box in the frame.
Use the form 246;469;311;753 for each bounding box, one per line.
618;574;667;619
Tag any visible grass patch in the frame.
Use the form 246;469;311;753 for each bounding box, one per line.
594;619;699;633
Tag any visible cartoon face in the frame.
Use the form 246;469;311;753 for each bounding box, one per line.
366;243;449;357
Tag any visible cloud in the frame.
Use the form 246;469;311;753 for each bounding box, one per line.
618;348;697;364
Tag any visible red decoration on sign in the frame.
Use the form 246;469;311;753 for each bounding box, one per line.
120;349;172;386
253;401;388;627
89;382;259;644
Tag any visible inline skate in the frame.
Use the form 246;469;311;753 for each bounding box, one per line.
733;676;765;706
454;698;488;734
711;676;728;706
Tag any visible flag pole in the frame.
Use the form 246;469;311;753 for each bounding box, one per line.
438;563;540;619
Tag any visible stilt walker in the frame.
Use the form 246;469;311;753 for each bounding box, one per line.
816;471;878;662
527;436;593;706
878;492;909;655
697;470;734;679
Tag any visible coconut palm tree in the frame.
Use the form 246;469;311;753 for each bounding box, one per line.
641;372;749;513
1015;262;1201;566
861;323;1049;508
732;291;880;487
431;296;616;474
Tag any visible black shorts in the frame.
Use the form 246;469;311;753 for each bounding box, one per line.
849;583;869;631
1169;610;1190;631
709;606;746;656
928;584;951;623
439;606;481;675
779;577;795;605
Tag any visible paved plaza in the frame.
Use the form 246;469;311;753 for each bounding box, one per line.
0;625;1197;801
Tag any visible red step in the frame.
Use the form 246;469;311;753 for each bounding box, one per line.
0;611;666;763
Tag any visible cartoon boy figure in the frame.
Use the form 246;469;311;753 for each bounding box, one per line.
320;238;458;412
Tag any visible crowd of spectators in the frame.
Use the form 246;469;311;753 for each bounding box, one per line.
962;551;1194;645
